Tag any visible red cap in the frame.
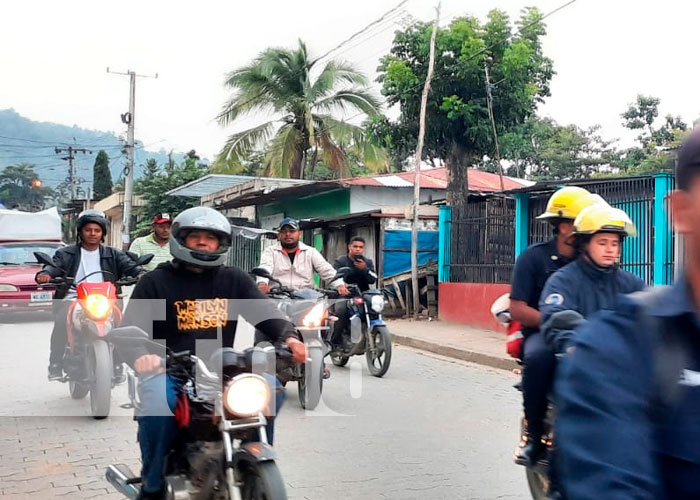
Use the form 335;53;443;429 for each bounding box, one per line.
153;213;172;224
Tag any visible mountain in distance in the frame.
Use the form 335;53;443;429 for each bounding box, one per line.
0;108;209;190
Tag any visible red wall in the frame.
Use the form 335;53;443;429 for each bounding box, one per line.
438;282;511;331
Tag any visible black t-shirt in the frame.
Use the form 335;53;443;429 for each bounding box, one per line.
120;261;294;367
510;238;570;336
333;255;376;292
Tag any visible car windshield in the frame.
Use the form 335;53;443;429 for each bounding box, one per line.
0;243;62;266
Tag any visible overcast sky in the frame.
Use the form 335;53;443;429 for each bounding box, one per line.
2;0;698;161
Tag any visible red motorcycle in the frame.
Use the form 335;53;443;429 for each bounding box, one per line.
35;251;152;418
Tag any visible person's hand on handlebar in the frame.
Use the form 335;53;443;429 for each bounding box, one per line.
285;337;307;363
36;273;51;284
134;354;165;374
336;284;349;296
257;282;271;294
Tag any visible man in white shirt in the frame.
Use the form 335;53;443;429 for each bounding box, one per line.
36;210;144;380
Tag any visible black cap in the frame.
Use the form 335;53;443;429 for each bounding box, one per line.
677;127;700;190
276;217;299;231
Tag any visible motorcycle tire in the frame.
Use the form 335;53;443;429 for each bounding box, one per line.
239;461;287;500
89;339;112;419
525;466;551;500
330;351;349;367
365;326;392;378
298;346;323;410
69;380;89;400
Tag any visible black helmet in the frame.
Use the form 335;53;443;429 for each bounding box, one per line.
76;209;108;241
169;207;232;267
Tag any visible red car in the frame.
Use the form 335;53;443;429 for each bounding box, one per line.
0;241;63;313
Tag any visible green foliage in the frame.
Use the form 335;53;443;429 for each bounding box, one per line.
132;150;208;236
215;40;387;179
92;150;113;201
0;163;54;211
377;7;553;200
615;95;688;175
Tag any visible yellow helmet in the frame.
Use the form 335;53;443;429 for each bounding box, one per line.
537;186;595;221
572;203;637;238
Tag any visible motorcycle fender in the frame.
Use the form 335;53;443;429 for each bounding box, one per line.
231;442;277;467
369;319;385;329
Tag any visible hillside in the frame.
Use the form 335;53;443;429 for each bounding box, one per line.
0;109;206;189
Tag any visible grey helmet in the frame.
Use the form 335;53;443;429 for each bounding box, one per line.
169;207;232;267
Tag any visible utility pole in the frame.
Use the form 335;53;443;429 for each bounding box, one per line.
410;3;440;320
484;59;505;191
55;146;89;205
107;67;158;249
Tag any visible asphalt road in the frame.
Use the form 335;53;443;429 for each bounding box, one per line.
0;313;528;499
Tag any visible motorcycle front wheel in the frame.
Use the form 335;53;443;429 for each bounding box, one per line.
298;346;323;410
365;326;392;378
239;461;287;500
330;350;349;367
69;380;89;400
89;339;112;419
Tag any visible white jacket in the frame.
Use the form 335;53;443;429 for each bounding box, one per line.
257;241;343;290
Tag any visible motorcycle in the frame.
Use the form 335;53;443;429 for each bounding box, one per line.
34;251;152;419
104;326;289;500
250;267;331;410
328;268;393;378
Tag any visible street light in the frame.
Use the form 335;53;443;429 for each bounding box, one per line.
31;179;42;188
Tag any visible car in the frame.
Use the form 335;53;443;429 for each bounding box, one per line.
0;241;63;313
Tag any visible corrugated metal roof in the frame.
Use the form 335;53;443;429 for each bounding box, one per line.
166;174;309;197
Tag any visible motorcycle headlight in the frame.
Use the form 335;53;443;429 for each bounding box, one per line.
223;374;271;418
370;295;385;313
83;294;113;320
302;302;326;328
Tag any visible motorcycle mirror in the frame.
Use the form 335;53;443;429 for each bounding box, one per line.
135;253;154;266
33;251;56;268
250;267;273;279
334;266;352;280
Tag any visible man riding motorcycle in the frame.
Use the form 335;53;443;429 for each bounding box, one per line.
332;235;377;349
256;217;348;296
36;209;145;381
118;207;307;500
510;187;597;465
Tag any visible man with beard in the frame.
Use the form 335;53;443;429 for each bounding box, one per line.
129;213;173;271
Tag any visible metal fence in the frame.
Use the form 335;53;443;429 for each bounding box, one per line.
226;234;261;272
447;196;515;283
528;176;657;284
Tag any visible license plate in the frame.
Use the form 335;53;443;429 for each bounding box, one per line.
31;291;52;302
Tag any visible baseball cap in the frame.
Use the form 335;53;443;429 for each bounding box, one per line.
276;217;299;231
153;213;172;224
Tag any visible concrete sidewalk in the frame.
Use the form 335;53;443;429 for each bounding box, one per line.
388;318;519;371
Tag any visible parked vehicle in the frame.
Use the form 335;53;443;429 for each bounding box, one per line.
105;326;290;500
34;251;152;418
329;268;393;378
250;267;330;410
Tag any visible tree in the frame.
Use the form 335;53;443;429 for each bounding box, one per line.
0;163;54;211
216;40;385;179
616;95;688;175
377;8;554;202
92;150;113;201
132;151;208;236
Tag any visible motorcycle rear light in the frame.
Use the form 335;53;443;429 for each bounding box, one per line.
353;297;364;305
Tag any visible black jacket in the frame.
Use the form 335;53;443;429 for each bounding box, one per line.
333;255;377;292
120;261;295;368
36;244;143;299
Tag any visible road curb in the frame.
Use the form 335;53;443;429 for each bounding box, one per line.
392;334;518;372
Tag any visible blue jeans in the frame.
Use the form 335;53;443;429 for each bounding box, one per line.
136;373;285;494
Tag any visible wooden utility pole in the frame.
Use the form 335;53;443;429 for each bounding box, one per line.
107;68;157;249
484;59;505;191
410;3;440;319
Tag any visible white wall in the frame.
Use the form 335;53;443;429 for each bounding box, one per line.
349;186;445;213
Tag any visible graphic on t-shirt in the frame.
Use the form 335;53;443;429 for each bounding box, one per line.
174;298;228;331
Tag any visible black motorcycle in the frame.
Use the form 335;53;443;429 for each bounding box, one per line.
105;326;290;500
329;270;393;378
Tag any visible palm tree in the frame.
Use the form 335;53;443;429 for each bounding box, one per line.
216;40;386;178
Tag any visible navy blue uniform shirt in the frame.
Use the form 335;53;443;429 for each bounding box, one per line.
510;238;571;337
556;277;700;499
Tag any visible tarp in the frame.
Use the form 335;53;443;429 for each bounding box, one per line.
383;230;439;277
0;207;62;241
